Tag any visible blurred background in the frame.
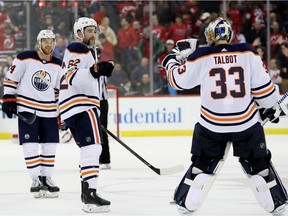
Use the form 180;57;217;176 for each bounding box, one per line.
0;0;288;97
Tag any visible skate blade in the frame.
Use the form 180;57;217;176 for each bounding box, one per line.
32;191;42;199
272;204;286;216
177;205;194;215
82;204;110;213
41;190;59;198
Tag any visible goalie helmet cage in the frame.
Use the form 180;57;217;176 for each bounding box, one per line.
11;85;120;143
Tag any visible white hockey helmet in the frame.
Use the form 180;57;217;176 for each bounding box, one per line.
204;17;233;45
37;29;56;54
73;17;100;39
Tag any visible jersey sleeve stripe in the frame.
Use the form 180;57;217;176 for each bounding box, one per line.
168;68;183;91
251;80;271;91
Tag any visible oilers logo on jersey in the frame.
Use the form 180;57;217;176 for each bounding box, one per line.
32;70;51;91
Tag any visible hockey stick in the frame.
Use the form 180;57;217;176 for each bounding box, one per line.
0;102;36;125
101;125;184;175
36;75;184;175
261;91;288;126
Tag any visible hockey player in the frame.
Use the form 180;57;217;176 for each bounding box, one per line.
162;17;287;215
58;17;113;213
2;29;61;198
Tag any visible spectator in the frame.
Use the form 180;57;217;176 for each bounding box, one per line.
99;16;118;46
245;20;267;48
167;15;189;43
98;33;114;61
152;13;167;42
0;22;18;52
52;36;66;60
136;73;151;96
279;44;288;94
108;62;128;88
119;79;136;96
132;20;142;44
41;13;55;32
198;12;211;46
255;45;267;68
131;57;149;89
135;72;165;96
137;27;164;61
270;21;287;58
116;17;138;72
269;58;282;91
158;39;177;95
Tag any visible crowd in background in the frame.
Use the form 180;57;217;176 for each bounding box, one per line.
1;0;288;97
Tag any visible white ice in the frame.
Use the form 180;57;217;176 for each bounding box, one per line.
0;135;287;216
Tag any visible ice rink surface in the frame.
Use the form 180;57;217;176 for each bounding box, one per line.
0;135;287;216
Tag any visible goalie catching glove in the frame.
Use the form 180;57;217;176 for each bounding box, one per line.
162;38;197;69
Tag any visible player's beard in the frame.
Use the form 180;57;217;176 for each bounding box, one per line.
83;37;95;47
41;45;53;55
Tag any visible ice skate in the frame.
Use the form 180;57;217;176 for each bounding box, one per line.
100;163;111;170
40;176;60;198
30;176;43;198
271;204;286;216
81;181;110;213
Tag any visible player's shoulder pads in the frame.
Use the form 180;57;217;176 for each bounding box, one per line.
67;42;90;54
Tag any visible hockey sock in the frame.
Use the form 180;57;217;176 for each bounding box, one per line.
22;142;41;179
40;143;57;177
80;144;102;189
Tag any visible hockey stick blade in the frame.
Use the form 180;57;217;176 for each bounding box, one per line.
14;110;36;125
101;125;184;175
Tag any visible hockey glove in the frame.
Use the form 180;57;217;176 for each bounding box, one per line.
90;61;114;78
174;38;197;61
2;94;17;118
259;106;282;124
98;61;114;77
162;38;197;70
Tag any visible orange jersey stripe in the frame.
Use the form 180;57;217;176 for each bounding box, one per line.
201;104;257;122
88;109;101;144
252;84;274;96
59;98;100;111
17;98;56;109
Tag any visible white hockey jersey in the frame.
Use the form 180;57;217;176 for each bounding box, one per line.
165;43;278;133
59;42;101;120
4;51;61;117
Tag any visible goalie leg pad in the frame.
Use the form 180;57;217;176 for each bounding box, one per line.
239;154;288;213
174;155;223;212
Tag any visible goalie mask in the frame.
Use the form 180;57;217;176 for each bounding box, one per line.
204;17;233;45
37;29;56;55
73;17;100;40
